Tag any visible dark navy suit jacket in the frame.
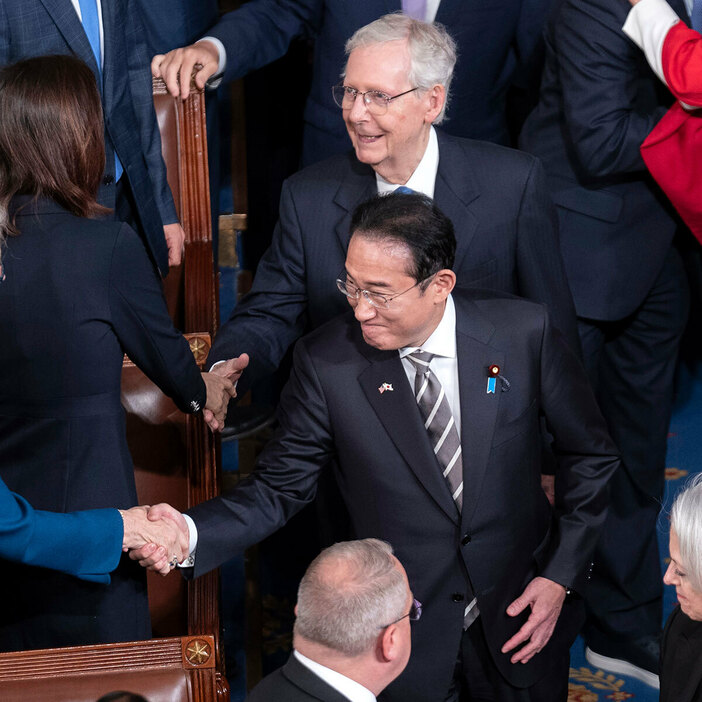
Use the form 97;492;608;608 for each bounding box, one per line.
207;0;554;161
0;0;178;275
192;289;618;699
519;0;687;321
208;130;579;390
247;654;355;702
0;197;205;649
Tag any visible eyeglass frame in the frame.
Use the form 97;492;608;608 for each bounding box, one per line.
331;84;420;114
380;598;423;629
336;273;435;310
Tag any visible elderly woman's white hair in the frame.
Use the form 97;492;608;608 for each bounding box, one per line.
343;13;457;124
671;473;702;592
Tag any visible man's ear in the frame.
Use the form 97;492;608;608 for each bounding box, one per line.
431;269;456;301
378;624;399;662
424;84;445;124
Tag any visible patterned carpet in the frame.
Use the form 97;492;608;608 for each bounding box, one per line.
566;359;702;701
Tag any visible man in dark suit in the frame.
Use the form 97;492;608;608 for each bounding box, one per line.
0;0;184;275
137;192;618;700
151;0;553;162
247;539;413;702
203;14;579;398
519;0;690;685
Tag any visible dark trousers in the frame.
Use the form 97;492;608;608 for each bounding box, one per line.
579;247;689;645
444;619;570;702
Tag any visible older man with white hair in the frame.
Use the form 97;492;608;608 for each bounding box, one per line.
203;13;579;394
246;539;415;702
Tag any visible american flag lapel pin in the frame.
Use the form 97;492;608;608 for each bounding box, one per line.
486;364;499;394
378;382;394;394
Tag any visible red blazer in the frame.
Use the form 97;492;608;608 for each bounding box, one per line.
641;21;702;242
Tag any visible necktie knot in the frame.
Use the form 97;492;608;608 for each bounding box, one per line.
407;351;434;375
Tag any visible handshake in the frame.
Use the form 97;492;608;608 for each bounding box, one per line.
120;503;190;575
200;353;249;432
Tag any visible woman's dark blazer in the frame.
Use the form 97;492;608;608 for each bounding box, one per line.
661;605;702;702
0;196;205;652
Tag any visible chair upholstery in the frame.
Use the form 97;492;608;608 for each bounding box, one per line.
0;635;220;702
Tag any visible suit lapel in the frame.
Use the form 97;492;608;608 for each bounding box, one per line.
333;157;378;256
358;346;459;523
433;132;480;273
100;0;116;112
452;296;502;531
38;0;101;78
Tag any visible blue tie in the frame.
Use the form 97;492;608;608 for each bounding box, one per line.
78;0;123;181
395;185;415;194
692;0;702;32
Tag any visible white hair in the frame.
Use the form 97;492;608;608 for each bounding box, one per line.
671;474;702;591
343;13;457;123
294;539;408;657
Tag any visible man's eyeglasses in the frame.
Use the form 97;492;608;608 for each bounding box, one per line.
332;84;420;115
380;598;423;629
336;275;432;309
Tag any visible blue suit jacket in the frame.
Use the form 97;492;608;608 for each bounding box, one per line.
208;0;554;161
0;0;178;275
0;479;121;584
519;0;687;321
208;130;579;387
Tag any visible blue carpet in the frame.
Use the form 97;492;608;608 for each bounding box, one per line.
566;360;702;700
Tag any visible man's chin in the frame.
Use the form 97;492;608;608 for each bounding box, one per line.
361;327;390;350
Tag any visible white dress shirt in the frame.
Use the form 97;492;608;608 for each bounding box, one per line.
294;650;377;702
376;126;439;198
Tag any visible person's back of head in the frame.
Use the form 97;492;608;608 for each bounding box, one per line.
293;539;414;696
0;55;108;247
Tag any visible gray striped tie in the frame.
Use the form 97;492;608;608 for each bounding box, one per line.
407;351;463;511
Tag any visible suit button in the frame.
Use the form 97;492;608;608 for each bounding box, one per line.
452;593;465;602
461;534;471;545
102;175;115;185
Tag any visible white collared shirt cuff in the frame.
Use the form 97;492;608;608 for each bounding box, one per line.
623;0;680;84
199;37;226;88
177;513;198;568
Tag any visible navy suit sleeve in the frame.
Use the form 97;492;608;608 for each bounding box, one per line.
515;156;580;354
109;224;206;413
207;178;311;388
554;0;670;177
189;337;333;576
0;479;122;583
125;0;178;226
208;0;323;83
538;313;619;588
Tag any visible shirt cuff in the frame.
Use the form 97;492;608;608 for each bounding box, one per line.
199;37;226;88
177;513;199;568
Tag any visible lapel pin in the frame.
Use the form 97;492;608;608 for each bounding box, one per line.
486;365;499;394
378;382;394;394
486;364;511;393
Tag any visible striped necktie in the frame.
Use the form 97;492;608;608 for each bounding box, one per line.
407;351;463;511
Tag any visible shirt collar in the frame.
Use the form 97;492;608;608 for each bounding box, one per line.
375;126;439;198
294;650;377;702
399;294;456;360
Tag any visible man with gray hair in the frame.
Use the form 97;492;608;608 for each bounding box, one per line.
247;539;415;701
203;13;578;396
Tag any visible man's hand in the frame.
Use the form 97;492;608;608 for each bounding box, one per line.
501;577;567;664
202;354;250;430
152;41;220;100
201;371;235;431
120;505;189;572
164;222;185;267
128;503;190;575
